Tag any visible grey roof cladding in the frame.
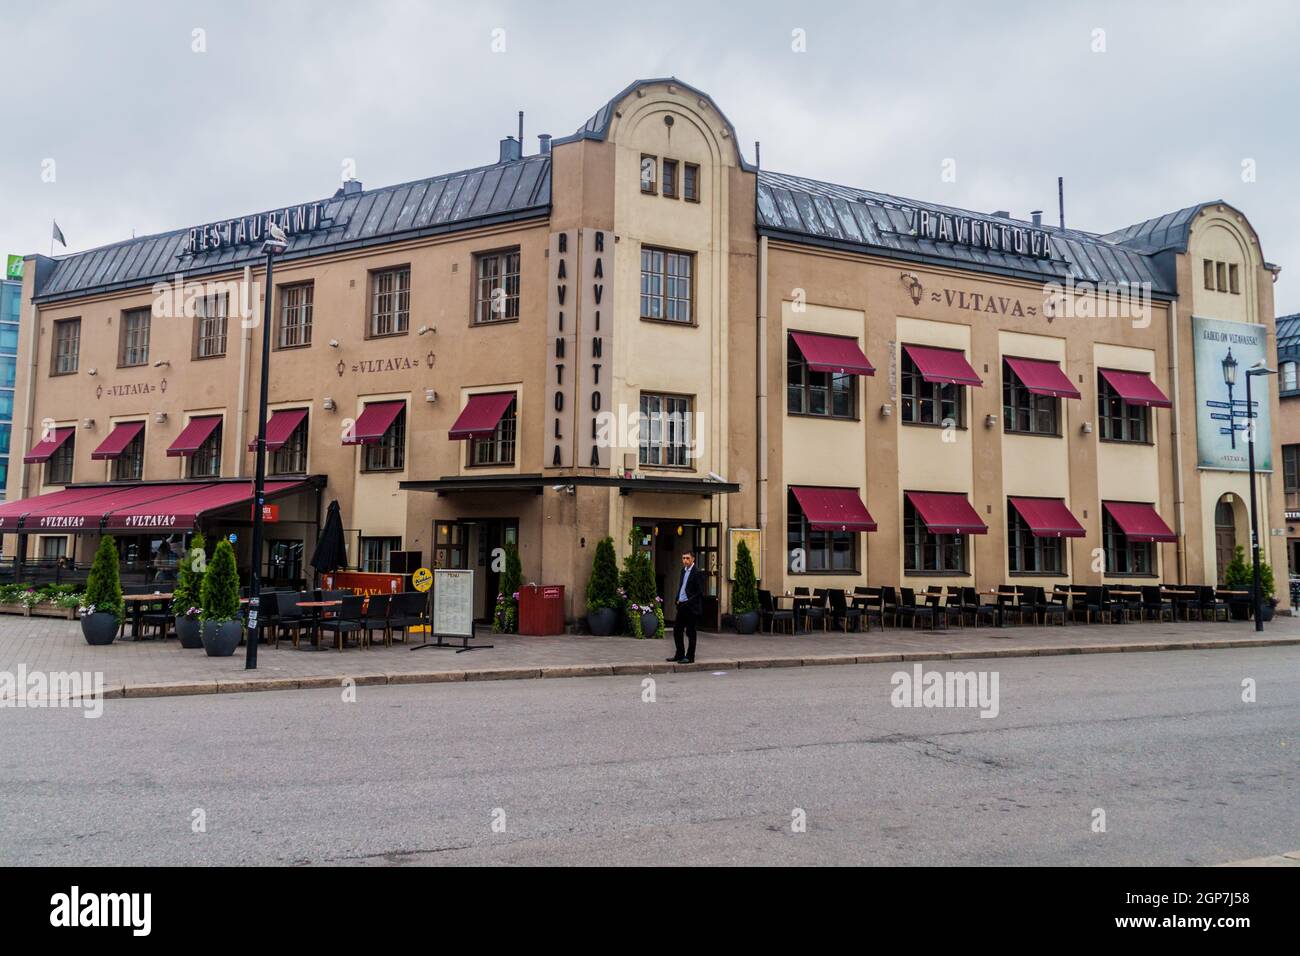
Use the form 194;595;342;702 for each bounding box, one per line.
1276;313;1300;355
756;169;1177;295
1099;202;1217;254
34;155;551;302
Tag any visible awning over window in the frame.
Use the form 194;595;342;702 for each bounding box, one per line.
1099;368;1171;408
343;401;404;446
1009;496;1086;538
789;331;875;376
1103;501;1177;543
167;416;222;457
90;421;145;460
23;426;75;464
249;408;308;451
790;486;877;532
449;392;514;440
1005;356;1081;399
902;345;983;386
905;491;989;535
0;479;311;532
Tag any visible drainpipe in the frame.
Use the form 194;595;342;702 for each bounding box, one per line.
234;265;254;478
756;236;769;559
1168;299;1187;583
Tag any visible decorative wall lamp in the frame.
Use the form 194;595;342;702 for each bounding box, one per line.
82;418;95;429
86;368;97;376
328;339;340;348
417;325;435;335
984;413;998;428
322;397;336;411
154;412;168;424
1080;421;1094;435
153;359;170;368
424;388;438;403
879;403;893;418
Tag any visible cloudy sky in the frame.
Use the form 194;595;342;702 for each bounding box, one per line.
2;0;1298;310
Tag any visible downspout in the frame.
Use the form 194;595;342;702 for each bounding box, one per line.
757;235;769;559
234;265;254;478
1168;299;1187;583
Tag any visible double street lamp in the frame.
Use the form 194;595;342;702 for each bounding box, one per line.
245;223;289;670
1244;360;1275;633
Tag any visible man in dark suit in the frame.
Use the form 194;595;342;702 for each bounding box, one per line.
667;550;704;664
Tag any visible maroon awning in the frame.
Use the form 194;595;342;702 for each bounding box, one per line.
1103;501;1177;543
905;491;988;535
790;486;876;532
101;480;306;531
789;331;875;376
90;421;145;460
1099;368;1171;408
343;401;404;446
250;407;308;451
1005;356;1081;399
167;416;222;457
903;345;983;386
0;486;121;531
1009;496;1086;538
449;392;514;440
23;426;75;464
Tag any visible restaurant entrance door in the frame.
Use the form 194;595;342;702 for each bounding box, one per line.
434;518;518;622
633;518;721;629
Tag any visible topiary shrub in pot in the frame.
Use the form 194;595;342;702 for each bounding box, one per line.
619;529;662;638
79;536;124;645
172;532;207;648
584;537;620;636
1222;545;1254;620
492;540;523;633
731;539;760;634
199;538;243;656
1258;559;1277;623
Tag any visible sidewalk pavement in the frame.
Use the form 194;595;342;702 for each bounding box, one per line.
1;613;1297;700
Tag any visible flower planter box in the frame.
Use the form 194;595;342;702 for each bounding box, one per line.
0;604;31;617
30;605;78;620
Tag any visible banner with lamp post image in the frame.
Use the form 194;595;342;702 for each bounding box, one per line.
1192;315;1273;472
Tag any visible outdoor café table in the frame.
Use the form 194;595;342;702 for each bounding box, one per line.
122;592;173;640
980;588;1017;629
295;600;342;651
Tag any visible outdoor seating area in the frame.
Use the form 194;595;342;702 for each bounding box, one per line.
755;583;1254;634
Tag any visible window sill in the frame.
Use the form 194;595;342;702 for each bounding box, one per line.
193;352;227;361
472;318;520;328
274;342;312;352
465;461;517;470
639;316;697;328
365;330;410;340
1004;429;1062;438
1008;571;1068;578
787;411;860;423
903;570;971;577
787;569;861;576
900;420;968;431
49;369;78;378
1098;437;1155;447
360;467;406;475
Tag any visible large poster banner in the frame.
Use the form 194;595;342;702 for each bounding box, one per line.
1192;316;1273;472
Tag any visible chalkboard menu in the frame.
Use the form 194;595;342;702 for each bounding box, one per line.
433;569;475;638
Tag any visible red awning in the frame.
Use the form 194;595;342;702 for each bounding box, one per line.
1009;496;1086;538
905;491;988;535
1005;356;1081;399
449;392;514;440
903;345;983;386
343;401;405;446
167;416;222;457
1099;368;1171;408
789;331;875;376
23;426;75;464
250;407;308;451
1103;501;1177;543
90;421;145;460
791;486;877;532
0;480;310;532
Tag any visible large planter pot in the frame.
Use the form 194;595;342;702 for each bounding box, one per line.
586;607;617;636
638;610;661;638
1229;598;1252;621
176;614;203;649
201;619;242;657
733;610;760;634
1259;602;1276;623
80;612;119;646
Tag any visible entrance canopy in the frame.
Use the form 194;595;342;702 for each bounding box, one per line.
905;491;988;535
0;478;317;533
1103;501;1177;542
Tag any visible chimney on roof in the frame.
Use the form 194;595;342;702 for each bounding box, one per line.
334;178;363;198
1031;210;1043;227
499;136;522;163
538;133;551;155
992;210;1010;219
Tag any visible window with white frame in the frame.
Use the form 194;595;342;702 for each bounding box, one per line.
370;267;410;336
639;393;692;466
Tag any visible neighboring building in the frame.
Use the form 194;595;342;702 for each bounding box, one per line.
0;269;21;499
1276;313;1300;575
0;78;1288;621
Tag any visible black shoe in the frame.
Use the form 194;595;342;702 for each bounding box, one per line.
685;658;695;664
665;656;680;662
675;657;691;664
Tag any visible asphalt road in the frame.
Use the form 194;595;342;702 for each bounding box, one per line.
1;647;1296;865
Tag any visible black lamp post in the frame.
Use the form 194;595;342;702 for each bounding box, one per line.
245;224;288;670
1245;361;1275;633
1222;349;1238;449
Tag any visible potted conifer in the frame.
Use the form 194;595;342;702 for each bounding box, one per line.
79;536;124;645
172;532;207;648
585;536;620;636
731;539;760;634
199;538;243;656
493;540;523;633
620;533;661;638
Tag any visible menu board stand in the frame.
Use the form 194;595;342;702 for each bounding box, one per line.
411;569;493;653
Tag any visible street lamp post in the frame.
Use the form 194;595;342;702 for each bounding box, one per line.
1245;362;1275;633
245;224;288;670
1222;349;1238;449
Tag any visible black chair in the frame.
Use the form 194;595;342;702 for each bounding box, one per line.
793;587;826;632
758;589;794;634
925;588;960;629
1141;586;1174;622
1042;586;1070;625
852;587;884;630
827;589;863;632
1198;585;1229;622
960;587;998;627
387;592;428;643
1169;586;1201;621
274;594;308;648
1104;586;1140;623
1025;586;1066;626
897;587;936;629
319;595;365;651
363;593;392;647
995;587;1025;627
1072;586;1107;624
879;587;902;628
139;593;173;639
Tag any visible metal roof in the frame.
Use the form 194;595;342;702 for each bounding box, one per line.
1276;313;1300;353
756;169;1175;294
34;156;551;302
1099;202;1218;254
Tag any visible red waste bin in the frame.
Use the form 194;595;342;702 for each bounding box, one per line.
517;584;566;635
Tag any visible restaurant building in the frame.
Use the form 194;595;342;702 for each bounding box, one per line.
1;78;1288;624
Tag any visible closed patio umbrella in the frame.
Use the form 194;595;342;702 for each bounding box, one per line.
310;499;349;577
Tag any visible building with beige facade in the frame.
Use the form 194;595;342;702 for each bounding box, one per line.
1;77;1288;625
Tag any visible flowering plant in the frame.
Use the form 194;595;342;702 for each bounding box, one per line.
183;605;201;618
52;592;86;610
18;589;41;609
77;603;97;618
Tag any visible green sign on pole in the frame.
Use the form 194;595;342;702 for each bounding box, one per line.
5;255;22;280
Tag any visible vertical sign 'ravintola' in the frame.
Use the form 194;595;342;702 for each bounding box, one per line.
546;231;577;468
580;229;612;469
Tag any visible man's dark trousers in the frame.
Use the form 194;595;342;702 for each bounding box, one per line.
673;606;698;662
